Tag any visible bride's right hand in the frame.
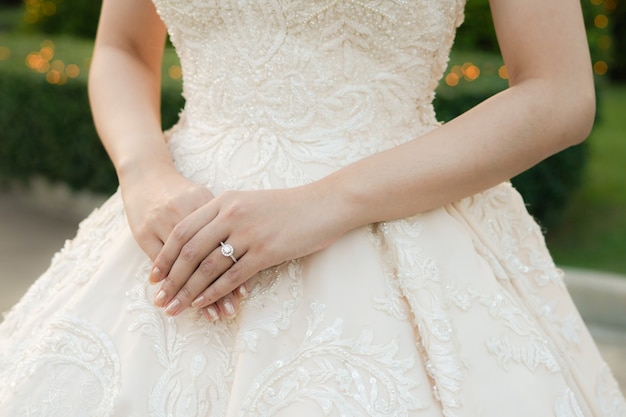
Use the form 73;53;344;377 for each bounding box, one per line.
118;159;245;319
119;160;212;263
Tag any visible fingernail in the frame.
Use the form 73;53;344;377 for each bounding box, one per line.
206;306;219;321
223;299;235;316
191;296;205;308
150;266;162;283
164;299;181;316
238;285;248;298
154;289;167;306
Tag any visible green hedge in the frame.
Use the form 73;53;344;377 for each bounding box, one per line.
0;71;183;193
23;0;101;39
608;0;625;81
0;72;113;192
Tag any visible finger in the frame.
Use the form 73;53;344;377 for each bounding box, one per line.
219;284;248;317
195;254;259;309
143;212;178;260
140;237;164;264
151;203;219;285
200;284;247;322
202;304;220;322
188;245;248;311
194;280;248;313
170;239;247;315
164;247;232;315
153;215;225;308
217;293;236;318
155;232;235;311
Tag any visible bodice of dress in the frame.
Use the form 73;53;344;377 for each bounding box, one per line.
152;1;465;148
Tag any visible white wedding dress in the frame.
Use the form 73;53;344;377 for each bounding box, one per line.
1;1;625;416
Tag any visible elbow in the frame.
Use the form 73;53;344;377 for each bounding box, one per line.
568;86;596;145
558;74;596;146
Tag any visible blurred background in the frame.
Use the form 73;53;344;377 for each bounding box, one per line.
0;0;624;388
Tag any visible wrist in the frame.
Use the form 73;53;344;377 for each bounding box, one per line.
303;175;366;236
116;153;177;188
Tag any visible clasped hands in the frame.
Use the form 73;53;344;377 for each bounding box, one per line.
122;168;345;322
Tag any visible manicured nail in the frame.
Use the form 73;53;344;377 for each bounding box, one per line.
154;289;167;306
206;306;219;321
223;299;235;316
164;299;181;316
238;285;248;298
191;296;205;308
150;266;162;283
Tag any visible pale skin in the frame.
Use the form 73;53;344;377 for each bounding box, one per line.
89;0;594;321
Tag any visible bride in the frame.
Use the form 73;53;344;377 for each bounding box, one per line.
1;0;624;415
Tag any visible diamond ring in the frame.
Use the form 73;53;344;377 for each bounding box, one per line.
220;242;237;262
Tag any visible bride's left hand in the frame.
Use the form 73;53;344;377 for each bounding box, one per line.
151;185;349;320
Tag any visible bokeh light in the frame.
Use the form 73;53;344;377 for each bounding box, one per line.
168;65;182;80
23;0;57;24
462;63;480;81
603;0;617;11
594;60;608;75
41;1;56;16
594;14;609;29
498;65;508;80
443;61;503;88
445;73;459;87
66;64;80;78
24;40;81;85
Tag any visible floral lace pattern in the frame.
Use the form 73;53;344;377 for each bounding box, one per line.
239;303;424;416
0;315;120;417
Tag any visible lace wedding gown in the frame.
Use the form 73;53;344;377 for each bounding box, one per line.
1;1;625;416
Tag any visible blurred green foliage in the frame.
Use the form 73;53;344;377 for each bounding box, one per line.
0;72;114;192
0;70;183;193
607;0;625;81
22;0;101;38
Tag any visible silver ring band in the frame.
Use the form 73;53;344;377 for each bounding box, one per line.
220;242;237;262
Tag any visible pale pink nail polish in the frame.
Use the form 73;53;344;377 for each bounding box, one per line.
223;299;235;316
238;285;248;298
154;290;167;305
191;296;205;308
150;266;161;283
164;299;181;316
206;306;219;321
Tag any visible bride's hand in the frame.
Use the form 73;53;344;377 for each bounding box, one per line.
150;185;349;320
118;160;247;318
119;161;212;260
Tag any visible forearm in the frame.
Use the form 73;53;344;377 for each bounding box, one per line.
318;77;595;230
88;0;175;184
89;45;175;182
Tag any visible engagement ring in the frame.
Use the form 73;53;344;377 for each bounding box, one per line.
220;242;237;262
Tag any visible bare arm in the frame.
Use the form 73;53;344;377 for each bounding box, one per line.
319;0;595;229
89;0;171;179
